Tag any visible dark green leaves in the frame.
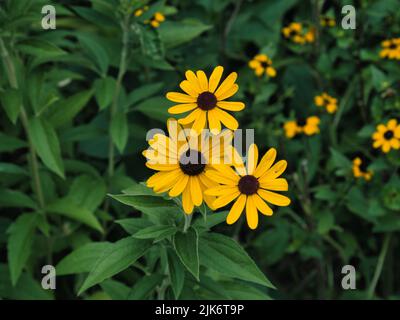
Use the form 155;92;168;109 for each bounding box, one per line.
0;88;21;124
78;237;152;294
159;21;212;48
173;228;199;281
199;233;274;288
111;112;128;153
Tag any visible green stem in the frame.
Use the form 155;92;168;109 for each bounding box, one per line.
0;37;45;209
183;213;192;233
367;234;391;299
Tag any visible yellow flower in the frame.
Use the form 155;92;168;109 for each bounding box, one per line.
248;54;277;78
320;17;336;27
134;5;149;17
205;144;290;229
372;119;400;153
143;119;234;214
352;157;373;181
284;116;320;138
314;93;338;114
379;38;400;60
145;11;166;28
282;22;314;44
166;66;245;134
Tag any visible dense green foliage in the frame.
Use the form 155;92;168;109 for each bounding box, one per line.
0;0;400;300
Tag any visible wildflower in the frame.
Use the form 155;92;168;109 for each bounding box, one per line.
379;38;400;60
314;93;338;113
143;119;234;214
248;54;277;78
372;119;400;153
283;116;320;138
282;22;315;44
134;5;149;17
352;157;373;181
145;12;165;28
166;66;245;134
320;17;336;27
205;144;290;229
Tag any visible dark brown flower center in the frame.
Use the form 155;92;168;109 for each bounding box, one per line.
197;92;217;111
297;118;307;127
179;149;206;176
238;175;259;195
389;43;397;49
261;61;270;68
384;130;394;140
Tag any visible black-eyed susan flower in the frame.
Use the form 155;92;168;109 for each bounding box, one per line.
166;66;245;134
283;116;320;138
320;16;336;27
134;5;149;17
379;38;400;60
282;22;315;44
352;157;373;181
205;144;290;230
372;119;400;153
314;92;338;114
248;54;277;78
144;119;234;214
145;12;165;28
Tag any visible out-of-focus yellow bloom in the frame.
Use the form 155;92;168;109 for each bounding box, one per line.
314;93;338;114
282;22;315;44
145;12;166;28
379;38;400;60
248;54;277;78
134;5;149;17
320;17;336;27
352;157;373;181
284;116;320;138
372;119;400;153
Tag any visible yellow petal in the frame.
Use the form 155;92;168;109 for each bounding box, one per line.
179;80;200;97
259;160;288;181
196;70;209;92
145;163;179;171
205;170;238;186
208;66;224;93
257;189;291;206
190;176;203;206
216;84;239;101
226;194;246;225
207;109;221;134
169;174;189;197
191;110;207;134
245;195;258;229
259;178;289;191
166;92;196;103
388;119;398;130
212;164;240;182
254;194;273;216
178;109;202;125
205;185;239;196
213;190;240;209
182;181;194;214
254;148;277;178
185;70;202;93
214;72;238;98
216;101;245;111
214;108;239;130
246;144;258;175
168;103;197;114
382;141;391;153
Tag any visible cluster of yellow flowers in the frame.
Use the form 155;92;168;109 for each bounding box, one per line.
282;22;315;44
314;92;338;113
352;157;373;181
134;6;165;28
248;54;277;78
372;119;400;153
283;116;320;139
143;66;290;229
379;38;400;60
320;17;336;27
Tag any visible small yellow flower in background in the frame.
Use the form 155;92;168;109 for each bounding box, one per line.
145;12;165;28
372;119;400;153
320;17;336;27
134;5;149;17
143;119;235;214
248;54;277;78
282;22;315;44
379;38;400;60
314;92;338;113
205;144;290;230
352;157;373;181
166;66;245;134
283;116;320;138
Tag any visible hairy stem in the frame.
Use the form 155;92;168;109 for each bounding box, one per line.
183;213;192;233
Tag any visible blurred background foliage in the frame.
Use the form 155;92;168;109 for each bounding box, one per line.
0;0;400;300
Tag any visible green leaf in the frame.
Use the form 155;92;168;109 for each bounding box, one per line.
193;211;228;232
47;90;93;128
78;33;109;75
100;279;130;300
199;233;274;288
127;274;164;300
126;82;163;107
173;228;199;281
111;112;128;153
46;198;103;232
133;225;177;240
0;188;37;209
159;21;212;48
78;237;152;294
0;88;21;124
0;162;28;175
56;242;112;275
28;117;65;178
167;249;185;299
17;38;66;58
222;281;271;300
7;213;37;285
0;133;27;153
94;77;115;110
134;96;171;122
115;218;152;235
109;194;175;209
